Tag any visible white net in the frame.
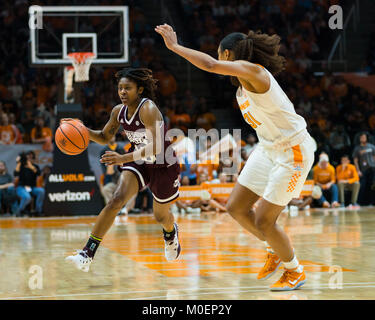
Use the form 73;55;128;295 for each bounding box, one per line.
68;52;95;82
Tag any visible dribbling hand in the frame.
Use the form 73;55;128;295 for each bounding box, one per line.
100;151;125;166
155;23;178;51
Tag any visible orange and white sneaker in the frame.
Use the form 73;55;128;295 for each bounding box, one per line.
257;252;282;280
270;267;306;291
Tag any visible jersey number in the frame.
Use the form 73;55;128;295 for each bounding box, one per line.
243;111;261;129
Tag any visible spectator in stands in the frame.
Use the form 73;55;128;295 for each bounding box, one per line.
99;136;124;171
336;155;360;208
0;113;17;145
8;113;23;144
14;151;45;216
101;163;120;205
7;76;23;107
180;150;197;185
194;98;216;131
182;90;198;116
242;133;258;158
313;153;340;208
153;67;177;99
196;136;219;183
353;132;375;205
211;172;229;184
99;137;133;214
132;187;153;214
31;116;53;151
0;161;18;216
328;125;351;165
171;105;191;135
36;165;52;189
181;175;190;186
332;76;348;99
20;99;38;143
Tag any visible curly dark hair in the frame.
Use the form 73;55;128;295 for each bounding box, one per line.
115;67;158;101
219;30;286;86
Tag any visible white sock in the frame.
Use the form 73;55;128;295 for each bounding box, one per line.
283;255;303;273
263;241;274;254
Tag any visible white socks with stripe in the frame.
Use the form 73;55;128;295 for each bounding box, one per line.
263;241;274;254
264;242;303;273
283;255;303;273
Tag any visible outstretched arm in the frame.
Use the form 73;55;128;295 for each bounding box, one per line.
155;24;269;92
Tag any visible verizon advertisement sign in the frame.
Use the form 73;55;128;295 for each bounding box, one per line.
43;104;104;216
44;167;103;216
48;190;92;202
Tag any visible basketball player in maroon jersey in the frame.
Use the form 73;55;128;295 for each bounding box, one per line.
65;68;181;272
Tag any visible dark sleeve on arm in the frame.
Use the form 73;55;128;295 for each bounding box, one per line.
6;173;12;183
35;165;41;176
352;147;358;159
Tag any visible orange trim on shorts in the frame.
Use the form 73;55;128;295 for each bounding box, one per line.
287;145;303;193
292;145;303;164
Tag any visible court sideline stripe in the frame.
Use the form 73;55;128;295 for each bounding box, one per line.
2;282;375;300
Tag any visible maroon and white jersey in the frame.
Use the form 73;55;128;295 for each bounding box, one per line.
117;98;174;168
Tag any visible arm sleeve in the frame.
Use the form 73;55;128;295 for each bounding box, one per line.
352;147;358;160
6;174;12;183
35;164;41;177
348;165;359;184
336;166;341;181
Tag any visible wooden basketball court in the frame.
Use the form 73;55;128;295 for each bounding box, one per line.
0;207;373;300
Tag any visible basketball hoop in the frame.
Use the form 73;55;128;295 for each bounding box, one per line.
67;52;95;82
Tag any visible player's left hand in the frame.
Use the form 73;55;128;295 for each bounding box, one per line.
100;151;126;166
155;23;178;51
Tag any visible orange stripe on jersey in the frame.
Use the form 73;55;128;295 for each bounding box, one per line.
239;100;250;111
255;64;265;69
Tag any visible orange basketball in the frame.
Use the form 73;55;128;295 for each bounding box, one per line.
55;119;89;155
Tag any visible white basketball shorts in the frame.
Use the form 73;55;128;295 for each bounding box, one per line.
238;135;316;206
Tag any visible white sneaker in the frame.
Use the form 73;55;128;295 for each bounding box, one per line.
65;250;92;272
186;207;201;214
170;204;179;214
163;223;181;261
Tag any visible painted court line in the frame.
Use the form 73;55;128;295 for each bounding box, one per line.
130;284;375;300
2;282;375;300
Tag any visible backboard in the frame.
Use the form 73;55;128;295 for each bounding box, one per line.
29;6;129;67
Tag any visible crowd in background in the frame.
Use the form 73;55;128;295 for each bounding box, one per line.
0;0;375;215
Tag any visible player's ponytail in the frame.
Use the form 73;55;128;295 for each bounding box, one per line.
219;31;286;86
115;68;158;101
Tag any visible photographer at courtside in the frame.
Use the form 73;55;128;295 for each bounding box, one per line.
14;151;45;216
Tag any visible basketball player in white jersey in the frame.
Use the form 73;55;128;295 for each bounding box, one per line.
156;24;316;291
